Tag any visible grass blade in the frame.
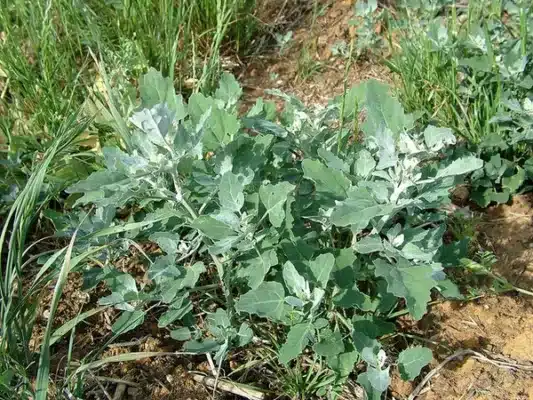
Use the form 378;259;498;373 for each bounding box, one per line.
35;229;80;400
49;307;107;347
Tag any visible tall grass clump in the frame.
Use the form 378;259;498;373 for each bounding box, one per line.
0;0;258;217
0;112;91;398
0;0;257;149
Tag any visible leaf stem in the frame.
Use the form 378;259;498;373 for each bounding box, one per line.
176;192;233;312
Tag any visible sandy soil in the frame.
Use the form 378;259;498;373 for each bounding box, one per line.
389;195;533;400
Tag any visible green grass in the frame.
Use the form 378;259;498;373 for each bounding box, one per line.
0;110;91;399
0;0;256;150
386;0;532;145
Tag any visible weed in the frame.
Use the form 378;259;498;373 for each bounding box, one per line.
275;31;294;57
447;208;481;244
37;68;488;398
0;112;91;398
0;0;257;149
296;44;322;81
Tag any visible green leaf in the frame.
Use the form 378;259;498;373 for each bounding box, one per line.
313;329;345;358
436;155;483;178
237;322;253;347
67;170;128;194
318;148;349;172
283;261;309;299
238;249;279;289
374;259;437;320
302;159;350;199
358;367;390;398
373;127;398;169
149;232;181;255
148;255;181;284
184;262;206;286
354;236;383;254
191;215;236;240
334;286;374;311
103;147;149;175
111;310;145;334
327;348;359;377
130;104;175;148
170;327;192;341
158;262;206;303
208;308;231;338
354;149;376;177
398;346;432;381
204;107;240;151
502;167;525;193
183;339;220;353
401;242;436;261
358;80;414;137
353;317;395;338
423;125;456;152
219;171;245;211
139;68;187;119
158;298;193;328
279;323;313;365
241;117;287;138
331;187;392;229
437;279;464;299
235;281;286;320
215;72;242;108
352;331;380;362
98;271;138;311
188;93;215;125
308;253;335;288
259;181;295;227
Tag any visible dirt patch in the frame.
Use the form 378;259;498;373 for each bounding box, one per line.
390;196;533;400
239;0;392;108
479;194;533;290
390;296;533;400
30;246;213;400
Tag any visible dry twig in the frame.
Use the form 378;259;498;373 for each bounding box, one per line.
112;383;127;400
192;373;265;400
408;349;533;400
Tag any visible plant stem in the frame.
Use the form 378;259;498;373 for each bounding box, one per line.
177;193;233;311
337;35;357;155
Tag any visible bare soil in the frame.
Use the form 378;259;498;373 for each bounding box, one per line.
389;195;533;400
239;0;392;108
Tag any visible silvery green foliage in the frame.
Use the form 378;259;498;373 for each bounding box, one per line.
60;70;481;398
351;0;384;57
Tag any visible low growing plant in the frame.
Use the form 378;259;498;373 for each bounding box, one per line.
46;71;483;398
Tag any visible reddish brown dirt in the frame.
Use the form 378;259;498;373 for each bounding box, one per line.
480;194;533;289
239;0;392;108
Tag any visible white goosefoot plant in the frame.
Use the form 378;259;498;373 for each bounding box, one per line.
50;69;483;398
